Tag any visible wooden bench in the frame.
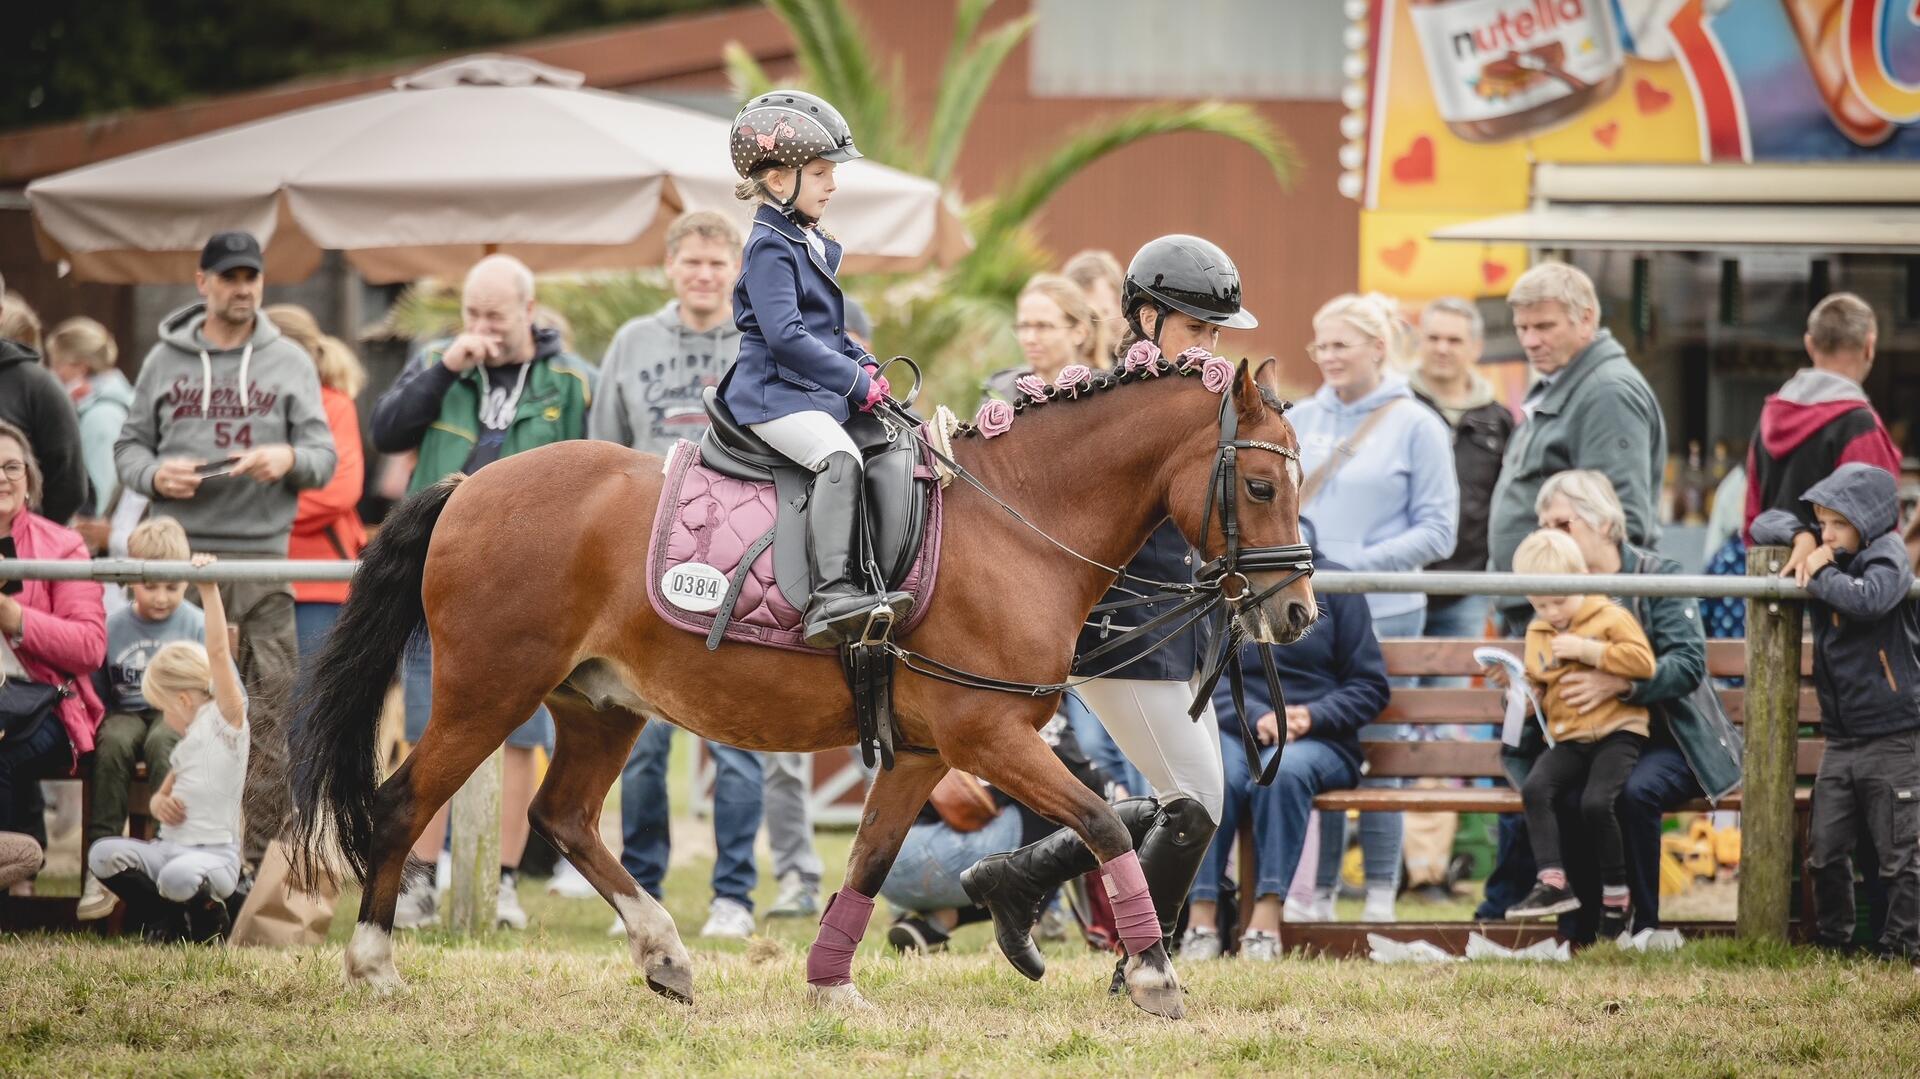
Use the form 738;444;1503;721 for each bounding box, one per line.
1233;638;1821;956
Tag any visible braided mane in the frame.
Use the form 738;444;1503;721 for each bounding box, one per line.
952;358;1293;439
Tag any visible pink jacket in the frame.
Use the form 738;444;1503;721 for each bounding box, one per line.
7;510;106;767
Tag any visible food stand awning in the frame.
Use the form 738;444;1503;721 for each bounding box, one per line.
1431;163;1920;254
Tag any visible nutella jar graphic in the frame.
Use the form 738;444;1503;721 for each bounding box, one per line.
1410;0;1625;143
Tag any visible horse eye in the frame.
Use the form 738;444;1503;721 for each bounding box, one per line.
1246;479;1275;502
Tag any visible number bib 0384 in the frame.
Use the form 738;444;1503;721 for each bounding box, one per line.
660;562;730;613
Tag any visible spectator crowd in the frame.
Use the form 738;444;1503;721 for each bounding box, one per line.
0;221;1914;970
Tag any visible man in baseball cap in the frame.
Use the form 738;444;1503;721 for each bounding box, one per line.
116;228;335;892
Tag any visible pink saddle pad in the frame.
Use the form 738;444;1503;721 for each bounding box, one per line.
646;440;941;653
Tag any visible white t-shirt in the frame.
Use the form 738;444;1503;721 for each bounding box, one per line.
161;699;249;847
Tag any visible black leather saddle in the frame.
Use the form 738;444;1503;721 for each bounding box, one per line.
697;387;933;608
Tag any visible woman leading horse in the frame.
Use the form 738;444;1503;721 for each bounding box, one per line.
961;235;1273;991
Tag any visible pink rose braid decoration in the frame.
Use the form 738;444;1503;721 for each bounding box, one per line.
1013;374;1050;403
1200;356;1235;394
1054;364;1094;397
974;398;1015;438
1122;340;1162;375
1175;346;1213;372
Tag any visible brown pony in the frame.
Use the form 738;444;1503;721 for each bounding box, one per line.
291;358;1314;1018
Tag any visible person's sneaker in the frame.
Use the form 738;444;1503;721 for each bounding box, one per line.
75;873;115;922
545;861;598;900
1505;882;1580;920
1360;893;1397;923
1178;925;1223;961
1239;929;1282;961
766;871;818;919
1598;906;1631;942
392;876;440;930
1282;896;1324;923
886;914;951;954
699;896;755;939
434;853;450;893
1408;883;1456;905
495;872;529;930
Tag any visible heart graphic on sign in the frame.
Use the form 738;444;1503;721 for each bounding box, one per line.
1381;240;1418;276
1481;259;1509;287
1635;78;1673;115
1593;121;1620;148
1391;136;1435;184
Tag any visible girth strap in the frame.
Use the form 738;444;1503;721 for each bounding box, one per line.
705;529;778;651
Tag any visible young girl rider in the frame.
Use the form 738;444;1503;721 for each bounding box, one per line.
720;90;911;649
962;235;1258;986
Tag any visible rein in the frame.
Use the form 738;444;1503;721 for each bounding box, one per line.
875;374;1314;786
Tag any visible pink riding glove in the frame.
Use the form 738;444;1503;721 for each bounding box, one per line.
860;372;891;412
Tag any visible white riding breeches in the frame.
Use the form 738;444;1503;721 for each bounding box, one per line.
749;410;861;472
1074;678;1224;823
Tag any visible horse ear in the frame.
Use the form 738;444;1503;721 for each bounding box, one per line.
1253;356;1282;398
1233;358;1262;423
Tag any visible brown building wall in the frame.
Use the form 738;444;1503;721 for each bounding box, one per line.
850;1;1353;392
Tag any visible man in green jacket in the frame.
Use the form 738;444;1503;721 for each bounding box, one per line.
368;253;595;932
1487;261;1668;635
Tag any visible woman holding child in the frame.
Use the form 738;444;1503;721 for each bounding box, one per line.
0;420;106;848
1488;470;1741;940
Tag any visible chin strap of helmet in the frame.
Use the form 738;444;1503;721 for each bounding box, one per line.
1128;300;1172;351
776;164;819;230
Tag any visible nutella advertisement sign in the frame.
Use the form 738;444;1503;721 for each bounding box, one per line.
1361;0;1920;300
1409;0;1623;141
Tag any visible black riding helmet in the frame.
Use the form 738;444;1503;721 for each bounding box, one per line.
730;90;862;179
1122;235;1258;343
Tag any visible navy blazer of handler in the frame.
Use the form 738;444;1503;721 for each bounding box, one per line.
717;203;876;426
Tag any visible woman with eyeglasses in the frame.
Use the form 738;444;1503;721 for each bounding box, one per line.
980;274;1104;407
0;419;107;853
1287;292;1459;924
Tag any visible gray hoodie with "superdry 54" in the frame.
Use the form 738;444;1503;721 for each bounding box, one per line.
115;304;336;553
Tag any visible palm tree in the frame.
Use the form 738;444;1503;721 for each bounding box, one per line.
726;0;1296;408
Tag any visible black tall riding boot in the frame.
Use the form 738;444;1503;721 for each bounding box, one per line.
961;798;1161;980
801;452;912;648
1109;796;1218;992
100;870;185;942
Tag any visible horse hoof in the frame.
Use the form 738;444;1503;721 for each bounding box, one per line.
808;982;876;1012
1124;951;1184;1020
344;923;404;995
1126;980;1184;1020
645;959;694;1005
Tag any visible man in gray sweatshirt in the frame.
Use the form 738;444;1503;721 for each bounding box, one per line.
590;211;744;457
114;231;335;855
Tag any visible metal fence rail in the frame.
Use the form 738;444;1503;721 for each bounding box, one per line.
8;559;1920;599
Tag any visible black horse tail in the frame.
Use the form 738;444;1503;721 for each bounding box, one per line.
289;475;462;889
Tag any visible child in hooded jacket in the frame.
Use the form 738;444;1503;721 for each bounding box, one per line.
1753;462;1920;960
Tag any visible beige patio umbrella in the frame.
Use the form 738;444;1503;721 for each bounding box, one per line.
26;55;970;284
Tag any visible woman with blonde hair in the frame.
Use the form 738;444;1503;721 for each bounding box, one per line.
1289;290;1459;924
263;304;367;657
1062;249;1125;361
44;317;134;519
982;274;1103;405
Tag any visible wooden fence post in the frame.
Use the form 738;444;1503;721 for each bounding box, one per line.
1741;545;1803;942
446;748;502;935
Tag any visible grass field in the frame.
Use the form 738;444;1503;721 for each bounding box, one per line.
6;743;1913;1075
7;819;1919;1076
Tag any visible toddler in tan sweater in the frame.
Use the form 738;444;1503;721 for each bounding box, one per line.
1505;529;1656;936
